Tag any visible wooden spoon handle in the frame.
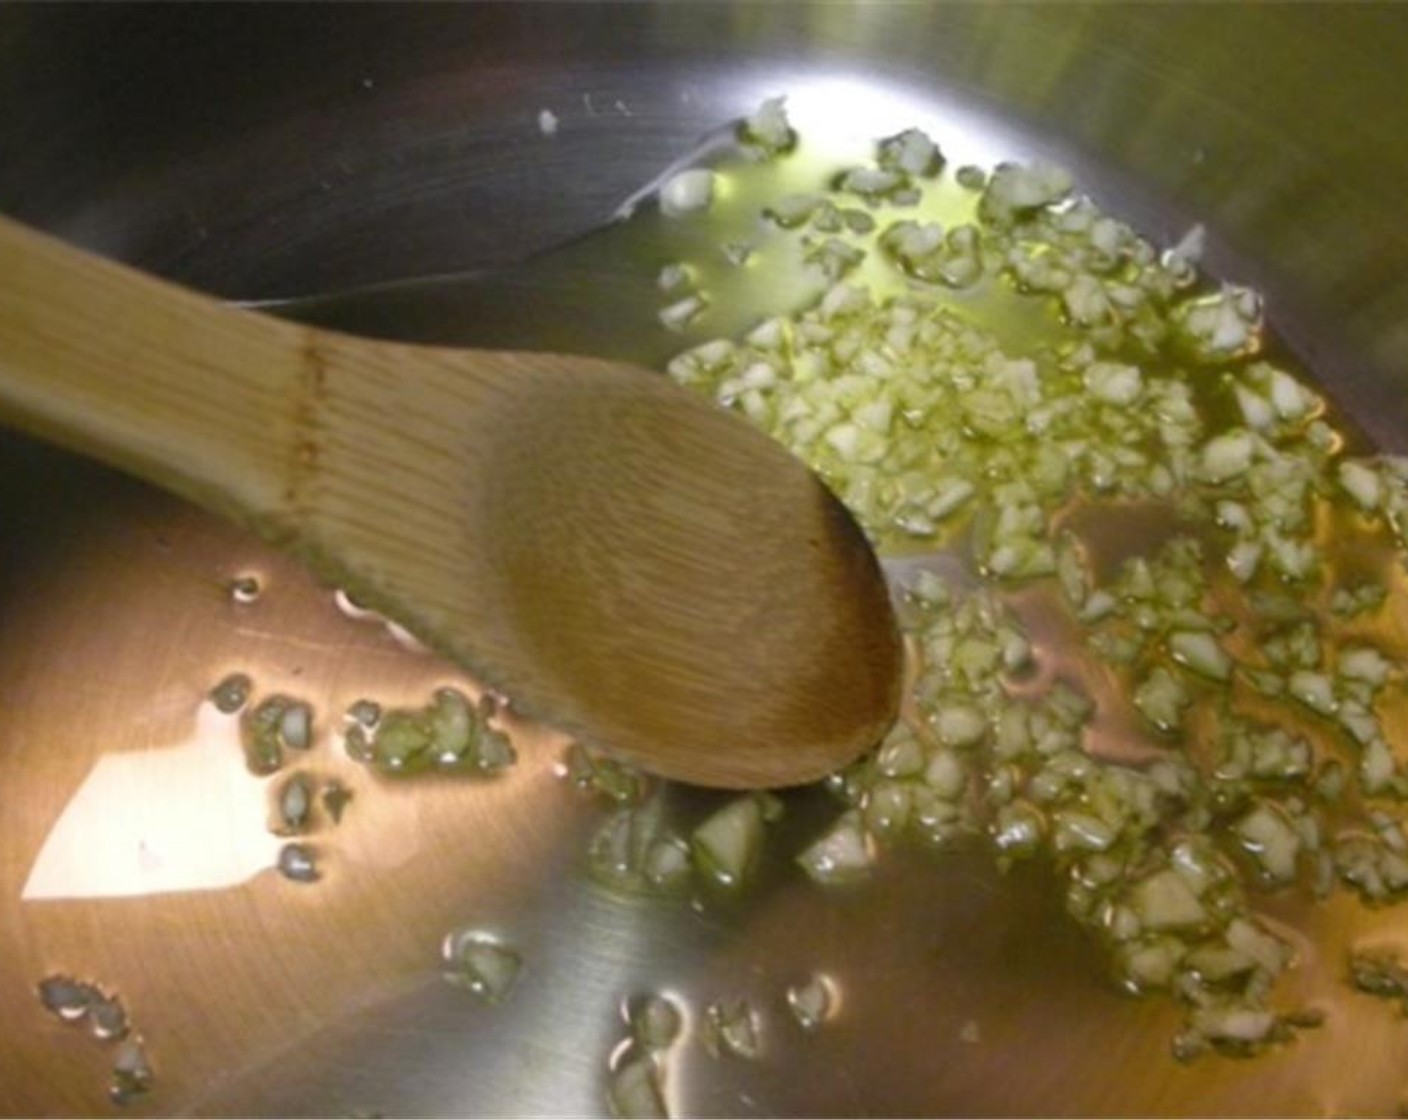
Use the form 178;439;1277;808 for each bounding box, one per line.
0;214;305;525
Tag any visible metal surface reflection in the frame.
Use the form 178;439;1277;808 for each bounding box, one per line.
23;703;278;901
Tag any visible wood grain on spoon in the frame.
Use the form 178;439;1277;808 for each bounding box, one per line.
0;215;901;788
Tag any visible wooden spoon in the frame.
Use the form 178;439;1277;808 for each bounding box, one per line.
0;215;901;788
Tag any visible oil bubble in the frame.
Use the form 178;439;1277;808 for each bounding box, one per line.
277;843;320;883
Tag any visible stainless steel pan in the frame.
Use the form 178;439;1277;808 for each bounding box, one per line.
3;5;1408;1115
